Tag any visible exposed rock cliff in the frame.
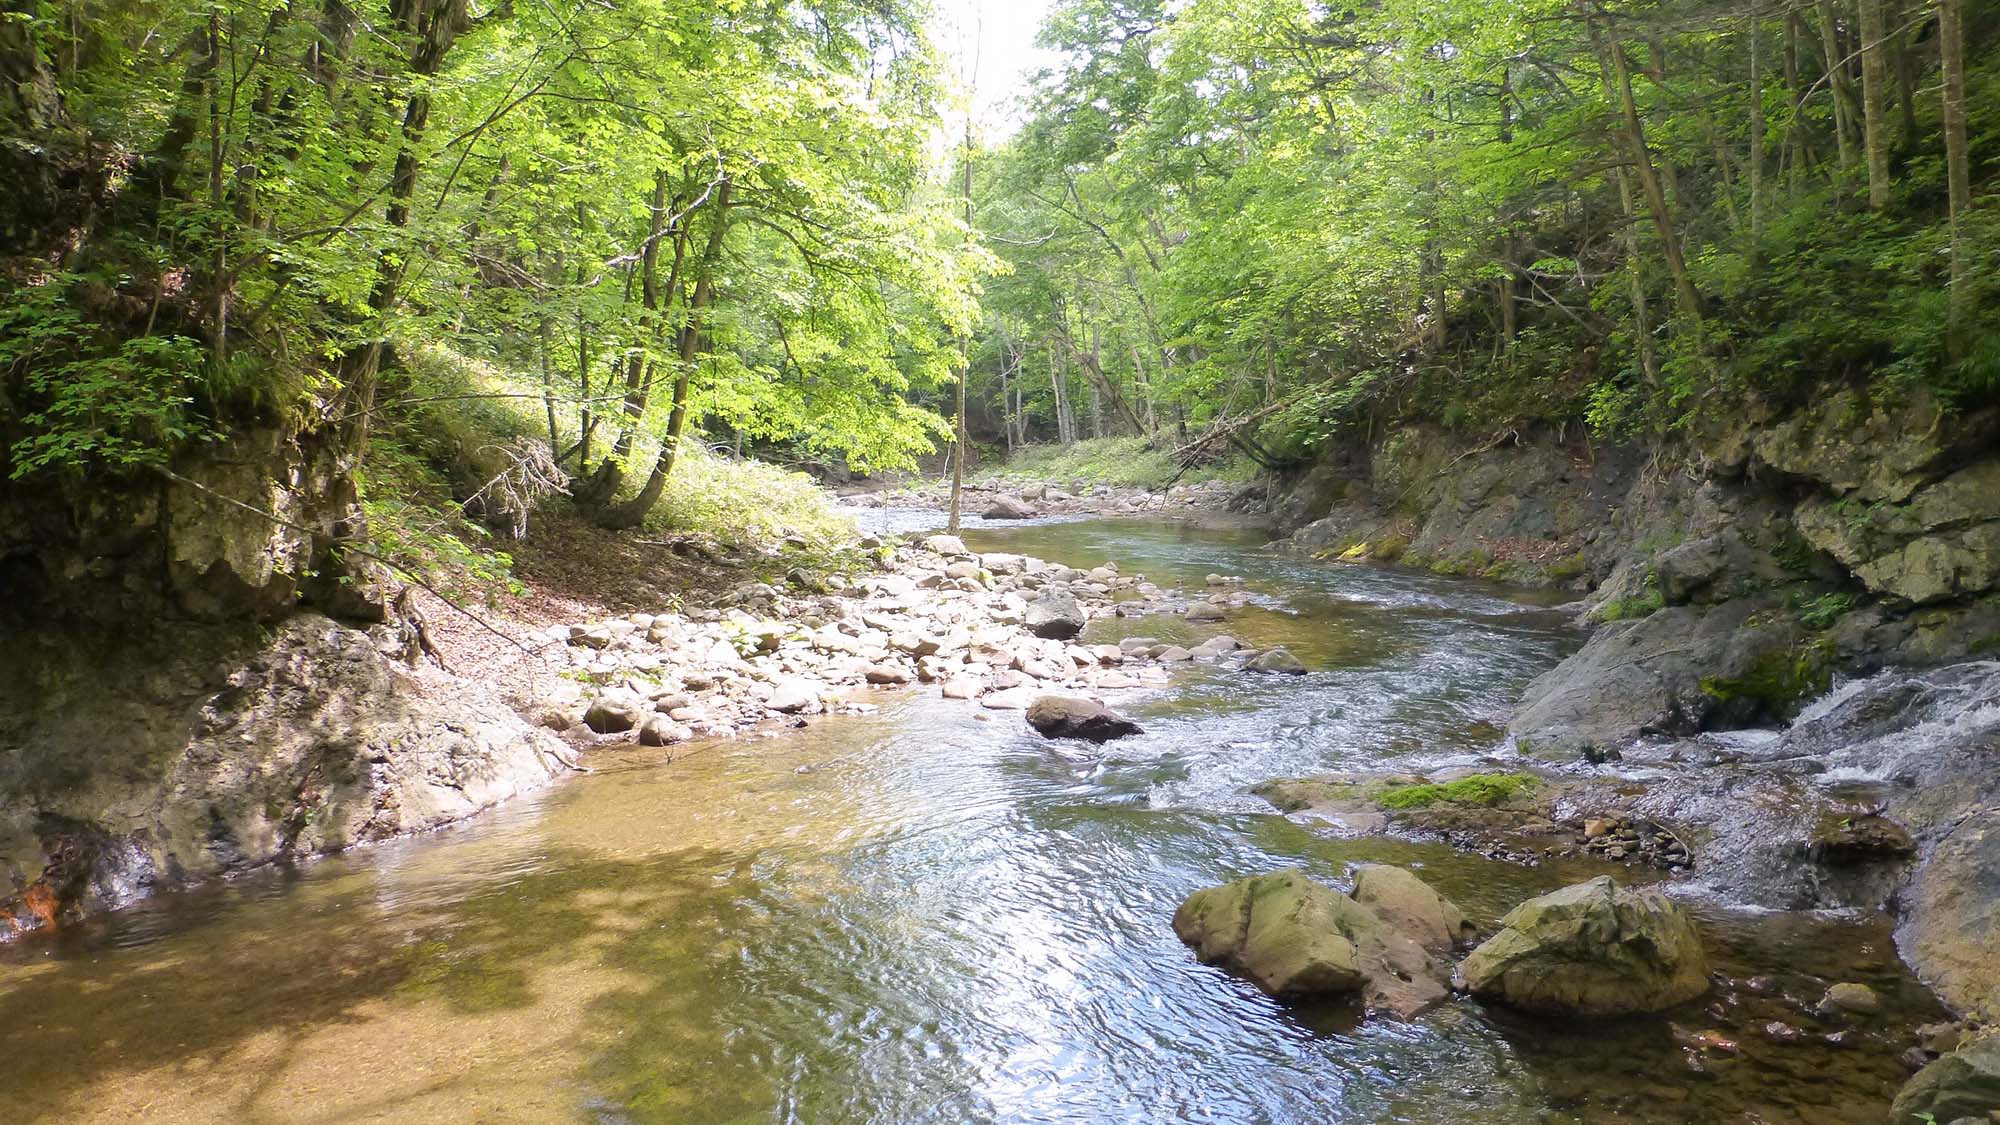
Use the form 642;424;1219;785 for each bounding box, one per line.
1270;390;2000;1020
0;429;570;938
0;614;573;937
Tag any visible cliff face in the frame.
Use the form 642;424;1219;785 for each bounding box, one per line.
1272;390;2000;1018
0;615;574;937
1276;390;2000;755
0;431;571;939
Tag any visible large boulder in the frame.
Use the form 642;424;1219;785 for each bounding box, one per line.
1183;601;1227;623
982;494;1039;520
1025;696;1141;742
1025;589;1086;640
1173;869;1448;1016
1903;808;2000;1024
1350;864;1472;953
1454;876;1710;1015
1246;648;1307;675
1890;1035;2000;1124
767;679;823;714
584;690;649;734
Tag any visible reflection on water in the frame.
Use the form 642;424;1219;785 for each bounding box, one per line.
0;516;1940;1123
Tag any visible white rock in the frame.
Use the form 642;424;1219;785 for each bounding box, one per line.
768;680;823;713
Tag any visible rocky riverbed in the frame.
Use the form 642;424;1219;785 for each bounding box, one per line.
849;475;1262;521
523;530;1297;751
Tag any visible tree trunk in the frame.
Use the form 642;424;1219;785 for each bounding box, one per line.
1782;13;1816;192
1815;1;1859;180
1749;7;1766;251
1614;166;1660;389
1594;16;1702;324
1857;0;1892;208
1049;334;1074;446
338;0;474;451
949;122;973;533
576;172;681;506
594;181;732;530
1939;0;1971;357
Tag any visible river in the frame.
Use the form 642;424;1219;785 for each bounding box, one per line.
0;514;1942;1123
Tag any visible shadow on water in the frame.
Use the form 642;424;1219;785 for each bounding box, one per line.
0;517;1948;1124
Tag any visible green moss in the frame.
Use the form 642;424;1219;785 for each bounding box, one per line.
1545;550;1587;581
1699;638;1836;717
1635;527;1685;556
1370;534;1409;561
1251;777;1361;812
1596;588;1665;622
1428;547;1494;577
1375;772;1540;810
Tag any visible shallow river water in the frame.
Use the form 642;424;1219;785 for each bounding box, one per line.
0;515;1943;1123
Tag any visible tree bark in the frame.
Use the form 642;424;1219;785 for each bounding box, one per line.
338;0;474;451
1939;0;1971;357
594;181;732;530
1593;16;1703;324
1857;0;1892;208
1815;1;1859;180
1749;6;1766;251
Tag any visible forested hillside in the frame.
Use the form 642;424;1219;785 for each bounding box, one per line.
1;0;985;616
969;0;1997;465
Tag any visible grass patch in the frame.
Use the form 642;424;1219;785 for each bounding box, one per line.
650;445;854;552
1376;773;1540;810
977;436;1256;491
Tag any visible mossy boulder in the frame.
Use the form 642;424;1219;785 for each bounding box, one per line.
1376;772;1537;810
1173;869;1448;1016
1454;876;1710;1016
1890;1034;2000;1124
1350;864;1473;952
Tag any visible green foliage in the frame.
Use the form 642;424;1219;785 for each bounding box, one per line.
1596;573;1666;622
0;277;210;478
966;0;2000;459
649;446;853;552
1377;773;1540;810
980;436;1254;491
1790;589;1862;630
357;439;524;604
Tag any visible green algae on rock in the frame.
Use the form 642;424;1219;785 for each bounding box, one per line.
1455;876;1710;1016
1172;868;1450;1017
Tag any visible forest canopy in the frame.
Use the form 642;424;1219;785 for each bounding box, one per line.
1;0;987;530
967;0;1997;467
1;0;1995;529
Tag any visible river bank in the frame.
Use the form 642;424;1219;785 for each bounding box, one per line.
0;510;1963;1123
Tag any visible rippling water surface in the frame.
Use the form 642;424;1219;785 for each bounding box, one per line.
0;514;1941;1123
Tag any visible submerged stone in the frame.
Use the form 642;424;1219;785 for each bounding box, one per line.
1246;648;1307;675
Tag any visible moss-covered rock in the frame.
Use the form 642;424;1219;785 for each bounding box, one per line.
1173;869;1449;1016
1173;870;1365;997
1349;864;1473;952
1454;876;1710;1016
1890;1034;2000;1124
1376;772;1538;810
